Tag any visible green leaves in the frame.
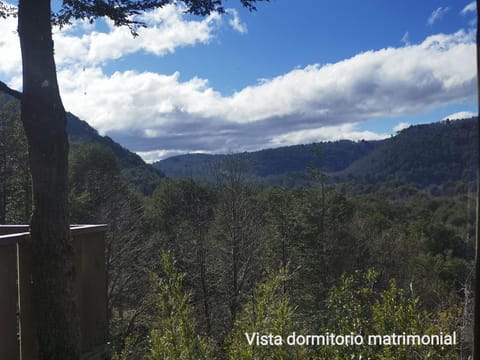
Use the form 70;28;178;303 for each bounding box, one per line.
226;267;308;360
318;270;461;360
0;99;31;223
53;0;269;35
0;1;16;19
147;251;215;360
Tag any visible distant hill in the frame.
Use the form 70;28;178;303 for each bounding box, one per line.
155;140;381;181
0;93;164;194
4;89;476;191
155;118;478;189
66;113;164;194
340;117;477;186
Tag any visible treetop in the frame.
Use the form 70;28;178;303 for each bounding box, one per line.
0;0;268;34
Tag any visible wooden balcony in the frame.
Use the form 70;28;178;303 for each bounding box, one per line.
0;225;108;360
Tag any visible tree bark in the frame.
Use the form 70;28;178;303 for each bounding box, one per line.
18;0;80;358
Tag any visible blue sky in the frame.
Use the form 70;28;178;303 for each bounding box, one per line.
0;0;477;161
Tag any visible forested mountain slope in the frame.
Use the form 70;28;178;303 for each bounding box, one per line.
155;140;381;180
67;113;164;194
155;118;477;188
4;86;475;191
340;117;477;186
0;93;164;194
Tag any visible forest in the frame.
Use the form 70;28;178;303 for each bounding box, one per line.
0;97;476;359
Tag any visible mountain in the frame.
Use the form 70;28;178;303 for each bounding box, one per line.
155;140;381;181
154;118;478;189
67;113;164;194
340;117;477;186
0;93;164;194
4;88;476;192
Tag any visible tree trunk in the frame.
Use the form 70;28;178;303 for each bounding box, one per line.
18;0;80;358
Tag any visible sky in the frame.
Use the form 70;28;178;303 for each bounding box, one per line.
0;0;477;162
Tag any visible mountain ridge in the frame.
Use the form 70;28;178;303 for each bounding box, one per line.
66;112;165;194
3;90;476;191
154;117;478;188
0;93;164;194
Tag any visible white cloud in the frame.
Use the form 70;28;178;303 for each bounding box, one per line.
269;124;388;148
53;5;221;66
401;31;410;45
0;2;476;162
59;66;227;134
0;3;223;78
428;7;449;26
461;2;476;15
222;30;475;123
136;149;205;163
228;9;248;34
393;122;410;132
53;29;475;160
0;15;21;77
442;111;476;120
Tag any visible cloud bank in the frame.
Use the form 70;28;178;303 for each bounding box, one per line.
0;4;476;161
443;111;476;121
54;5;223;66
59;30;475;159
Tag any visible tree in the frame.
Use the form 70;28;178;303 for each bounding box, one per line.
69;143;156;348
260;187;302;275
0;0;267;358
68;143;125;223
151;178;216;335
148;251;215;360
319;270;461;359
210;156;265;328
0;99;31;223
227;268;309;360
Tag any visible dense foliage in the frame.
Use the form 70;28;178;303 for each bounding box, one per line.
0;96;164;196
343;118;478;187
0;98;31;223
156;118;478;191
0;99;475;358
67;113;165;195
155;140;379;180
142;160;474;358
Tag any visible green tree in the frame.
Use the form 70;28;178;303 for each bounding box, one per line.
148;251;215;360
318;270;461;359
0;1;267;358
151;178;216;335
227;268;309;360
69;143;157;351
292;189;355;328
260;187;302;273
69;143;122;221
210;155;266;328
0;99;31;223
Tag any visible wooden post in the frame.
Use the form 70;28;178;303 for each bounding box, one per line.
17;240;38;360
0;225;108;359
72;225;108;356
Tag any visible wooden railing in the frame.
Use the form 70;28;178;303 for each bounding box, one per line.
0;225;108;360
